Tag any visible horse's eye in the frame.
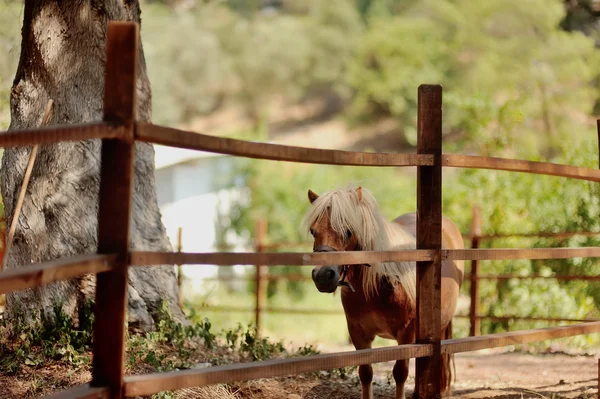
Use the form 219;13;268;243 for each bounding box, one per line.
310;229;316;237
346;230;352;239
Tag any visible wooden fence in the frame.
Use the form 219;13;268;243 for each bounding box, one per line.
195;211;600;335
0;21;600;398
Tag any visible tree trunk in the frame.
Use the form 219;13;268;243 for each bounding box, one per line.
1;0;185;332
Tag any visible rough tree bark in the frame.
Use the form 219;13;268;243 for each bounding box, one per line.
1;0;185;331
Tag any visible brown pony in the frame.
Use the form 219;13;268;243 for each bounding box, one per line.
304;186;464;399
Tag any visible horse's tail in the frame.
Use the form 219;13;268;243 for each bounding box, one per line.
441;319;454;397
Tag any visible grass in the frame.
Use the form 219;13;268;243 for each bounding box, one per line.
183;273;600;354
185;275;474;349
186;277;351;347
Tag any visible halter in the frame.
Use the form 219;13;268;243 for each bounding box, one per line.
313;245;371;292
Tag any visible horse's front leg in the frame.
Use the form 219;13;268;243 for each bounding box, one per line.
348;327;375;399
393;359;409;399
394;322;415;399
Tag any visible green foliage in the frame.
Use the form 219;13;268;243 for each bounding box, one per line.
142;0;362;128
443;134;600;343
0;301;94;374
126;301;217;371
345;0;600;155
223;323;286;361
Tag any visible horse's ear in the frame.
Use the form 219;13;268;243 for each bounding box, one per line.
356;186;363;202
308;189;319;204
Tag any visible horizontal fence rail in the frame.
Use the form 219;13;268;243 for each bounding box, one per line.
443;321;600;354
130;247;600;267
121;321;600;397
0;254;117;295
472;315;599;323
46;384;109;399
473;273;600;281
256;230;600;250
0;122;124;148
444;154;600;182
135;122;434;167
122;344;433;396
476;231;600;240
446;247;600;261
129;250;435;266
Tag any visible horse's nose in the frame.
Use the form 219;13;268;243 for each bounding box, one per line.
325;269;336;281
311;265;340;293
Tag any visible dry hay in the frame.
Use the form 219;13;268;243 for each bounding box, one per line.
172;384;239;399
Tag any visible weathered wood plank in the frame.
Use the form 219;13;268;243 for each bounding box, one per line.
469;207;482;337
0;122;123;148
442;321;600;354
445;247;600;261
477;230;600;240
415;84;443;399
443;154;600;182
474;315;598;323
123;344;432;397
91;21;138;398
471;273;600;281
130;247;600;267
0;254;116;295
45;384;109;399
135;122;434;167
129;249;435;267
254;219;267;333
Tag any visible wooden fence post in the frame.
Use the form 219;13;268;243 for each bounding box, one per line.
469;206;482;337
597;119;600;167
91;21;138;398
415;84;443;399
177;227;184;309
255;219;267;333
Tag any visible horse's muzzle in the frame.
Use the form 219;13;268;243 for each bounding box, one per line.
311;245;340;293
312;266;340;293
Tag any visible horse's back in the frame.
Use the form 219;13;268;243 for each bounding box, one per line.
393;212;464;249
392;212;465;327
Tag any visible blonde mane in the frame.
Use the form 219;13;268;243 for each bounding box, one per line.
303;186;417;305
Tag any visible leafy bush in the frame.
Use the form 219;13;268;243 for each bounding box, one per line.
345;0;600;155
443;134;600;342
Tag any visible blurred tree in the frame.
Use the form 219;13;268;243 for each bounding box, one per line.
346;0;600;158
561;0;600;44
142;0;361;132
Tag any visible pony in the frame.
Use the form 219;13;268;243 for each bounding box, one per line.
304;186;464;399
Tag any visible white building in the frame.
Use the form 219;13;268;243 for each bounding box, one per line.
153;145;248;284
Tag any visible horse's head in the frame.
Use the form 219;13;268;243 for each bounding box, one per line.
305;187;366;293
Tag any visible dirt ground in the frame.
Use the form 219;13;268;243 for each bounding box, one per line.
446;350;598;399
1;349;596;399
229;350;598;399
